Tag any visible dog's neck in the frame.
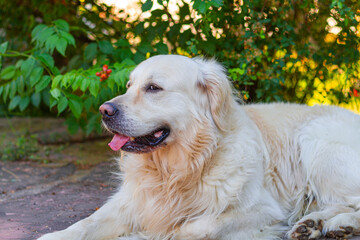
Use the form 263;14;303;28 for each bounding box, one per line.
120;117;220;236
148;117;218;188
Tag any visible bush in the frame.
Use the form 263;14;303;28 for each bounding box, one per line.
0;0;359;135
0;19;134;134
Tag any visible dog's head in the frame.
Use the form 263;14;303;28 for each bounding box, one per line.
100;55;234;153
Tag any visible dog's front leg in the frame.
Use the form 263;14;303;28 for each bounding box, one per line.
174;215;219;240
38;190;131;240
175;210;284;240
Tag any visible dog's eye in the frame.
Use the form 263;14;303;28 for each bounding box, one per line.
146;84;162;93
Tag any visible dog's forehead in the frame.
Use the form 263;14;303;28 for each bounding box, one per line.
129;55;199;86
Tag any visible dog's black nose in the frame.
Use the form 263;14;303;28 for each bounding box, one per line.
99;102;118;118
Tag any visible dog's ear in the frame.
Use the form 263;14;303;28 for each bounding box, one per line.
194;57;233;132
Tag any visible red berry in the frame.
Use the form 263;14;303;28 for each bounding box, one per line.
96;72;101;76
100;73;107;80
103;64;108;71
106;69;112;74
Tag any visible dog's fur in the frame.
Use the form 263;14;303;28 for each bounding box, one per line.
39;55;360;240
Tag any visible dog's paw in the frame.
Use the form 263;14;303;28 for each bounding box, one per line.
322;212;360;239
325;226;354;239
288;219;323;240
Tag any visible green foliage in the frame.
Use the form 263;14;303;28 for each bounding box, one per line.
0;134;39;161
0;18;134;134
133;0;360;104
0;0;359;137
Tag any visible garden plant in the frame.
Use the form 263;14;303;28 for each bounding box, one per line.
0;0;359;136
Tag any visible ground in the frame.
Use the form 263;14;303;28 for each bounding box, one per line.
0;161;116;240
1;117;360;240
0;117;117;240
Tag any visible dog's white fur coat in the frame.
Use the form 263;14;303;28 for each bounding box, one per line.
39;55;360;240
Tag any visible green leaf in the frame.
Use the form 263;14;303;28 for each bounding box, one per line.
0;41;8;69
60;31;75;46
121;59;136;67
42;90;50;107
1;66;16;80
194;0;207;14
50;88;61;100
29;67;44;87
8;95;21;110
211;0;223;7
35;75;51;92
3;84;9;102
37;53;55;69
97;54;107;64
19;96;30;111
57;96;68;114
14;62;25;72
155;42;168;54
72;75;82;91
16;75;25;94
50;97;57;109
84;43;98;62
45;34;58;53
135;22;145;35
142;0;153;11
61;73;74;88
55;38;67;56
199;40;216;55
21;58;36;79
31;92;41;107
89;80;100;97
83;97;92;112
31;24;47;41
134;52;146;64
52;75;63;88
36;27;55;45
53;19;69;32
138;42;153;54
68;99;83;118
80;77;90;91
98;40;113;54
115;39;130;47
9;81;17;99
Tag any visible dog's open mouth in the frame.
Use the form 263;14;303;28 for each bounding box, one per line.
108;128;170;153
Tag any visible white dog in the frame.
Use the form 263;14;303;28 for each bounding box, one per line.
39;55;360;240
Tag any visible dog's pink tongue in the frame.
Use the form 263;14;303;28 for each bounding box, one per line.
108;134;130;151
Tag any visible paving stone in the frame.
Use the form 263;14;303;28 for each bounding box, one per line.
0;161;117;240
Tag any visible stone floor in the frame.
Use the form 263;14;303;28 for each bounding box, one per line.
0;161;117;240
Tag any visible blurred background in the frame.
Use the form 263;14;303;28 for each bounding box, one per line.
0;0;359;164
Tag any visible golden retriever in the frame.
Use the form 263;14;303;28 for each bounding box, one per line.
39;55;360;240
